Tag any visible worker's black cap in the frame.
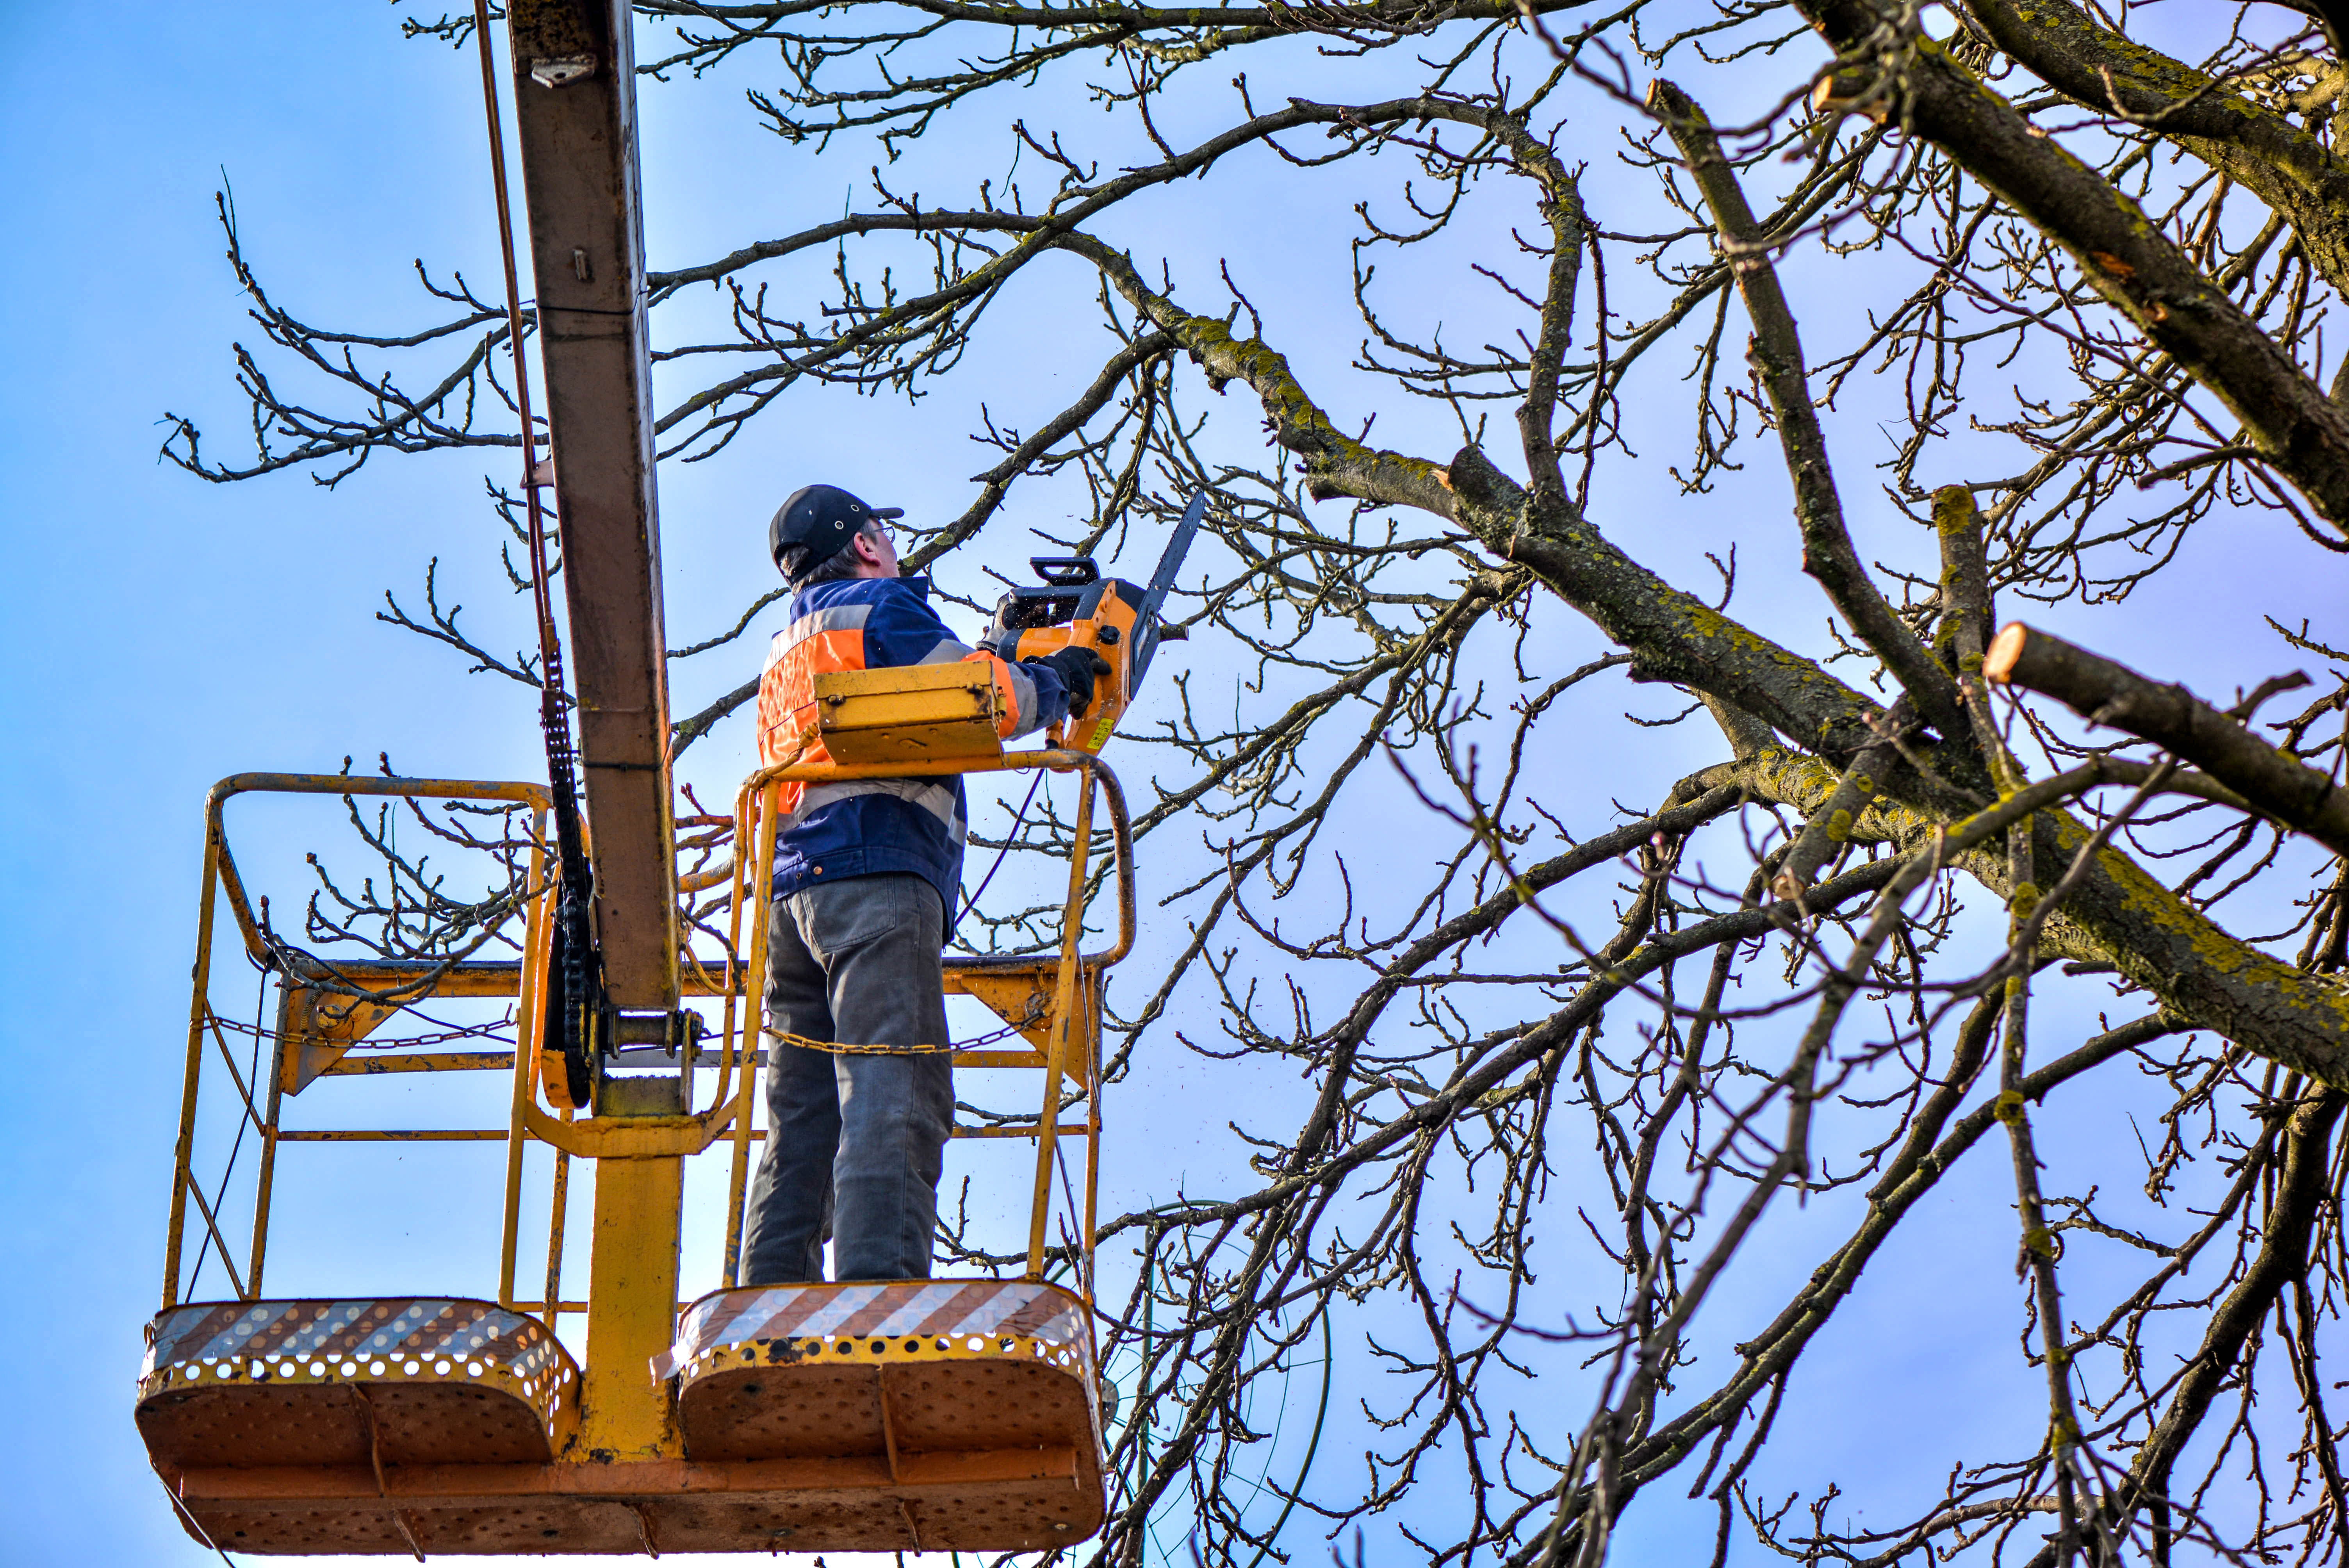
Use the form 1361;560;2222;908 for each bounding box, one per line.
768;484;905;579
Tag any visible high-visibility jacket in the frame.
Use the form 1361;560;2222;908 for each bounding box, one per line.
755;575;1071;918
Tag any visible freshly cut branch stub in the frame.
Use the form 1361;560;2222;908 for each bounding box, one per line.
1985;622;2349;860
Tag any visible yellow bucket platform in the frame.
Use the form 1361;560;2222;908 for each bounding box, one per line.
142;1280;1100;1555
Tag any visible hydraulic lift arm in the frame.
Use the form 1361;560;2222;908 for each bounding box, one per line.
137;5;1138;1524
496;0;693;1464
504;0;680;1017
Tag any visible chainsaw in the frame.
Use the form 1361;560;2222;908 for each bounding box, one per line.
979;490;1205;754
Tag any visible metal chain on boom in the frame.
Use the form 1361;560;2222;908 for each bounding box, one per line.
473;1;602;1107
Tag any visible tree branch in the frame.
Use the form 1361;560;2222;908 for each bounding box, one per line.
1649;78;1967;741
1966;0;2349;299
1798;0;2349;538
1985;622;2348;857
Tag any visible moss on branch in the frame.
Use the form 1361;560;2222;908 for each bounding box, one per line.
1797;0;2349;537
1060;171;2349;1085
1971;0;2349;300
1697;747;2349;1083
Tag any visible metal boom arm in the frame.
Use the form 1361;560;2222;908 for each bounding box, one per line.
503;0;679;1013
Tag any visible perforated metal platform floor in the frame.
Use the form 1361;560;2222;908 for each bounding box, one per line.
139;1283;1104;1555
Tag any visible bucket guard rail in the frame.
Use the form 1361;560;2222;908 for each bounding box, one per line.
149;740;1131;1554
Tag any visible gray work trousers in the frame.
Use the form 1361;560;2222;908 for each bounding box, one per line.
739;873;955;1286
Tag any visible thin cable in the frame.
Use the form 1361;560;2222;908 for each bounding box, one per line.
188;960;270;1297
472;0;602;1093
957;770;1044;926
470;3;556;693
153;1463;240;1567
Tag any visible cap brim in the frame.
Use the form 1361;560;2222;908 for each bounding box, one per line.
871;506;905;519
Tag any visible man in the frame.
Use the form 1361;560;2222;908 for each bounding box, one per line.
740;483;1108;1285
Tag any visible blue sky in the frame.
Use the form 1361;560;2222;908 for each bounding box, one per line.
0;7;1381;1559
0;8;535;1560
6;4;2345;1566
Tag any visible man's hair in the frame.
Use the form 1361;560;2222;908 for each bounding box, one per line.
786;519;881;587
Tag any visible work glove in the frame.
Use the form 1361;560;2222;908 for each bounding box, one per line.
1027;646;1113;716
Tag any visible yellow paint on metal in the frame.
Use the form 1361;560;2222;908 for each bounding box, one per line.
952;1048;1051;1070
945;966;1060;1050
542;1131;573;1335
576;1077;686;1460
248;1021;287;1296
274;986;402;1094
503;856;551;1311
276;1129;508;1142
816;664;1004;766
1028;775;1096;1278
157;757;1132;1542
520;1099;736;1158
164;822;223;1311
167;775;552;1314
278;957;536;1093
952;1123;1092;1140
720;780;780;1285
324;1051;513;1075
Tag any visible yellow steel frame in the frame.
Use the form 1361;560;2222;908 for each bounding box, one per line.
162;748;1132;1458
720;746;1133;1295
166;773;553;1313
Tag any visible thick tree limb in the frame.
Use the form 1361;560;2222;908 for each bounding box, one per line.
1771;696;1913;898
1698;694;1781;758
1985;622;2349;857
1965;0;2349;301
1697;746;2349;1083
1064;182;2349;1087
1650;79;1967;742
1933;485;1995;682
1797;0;2349;538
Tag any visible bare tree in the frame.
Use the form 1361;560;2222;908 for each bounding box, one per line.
169;0;2349;1563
